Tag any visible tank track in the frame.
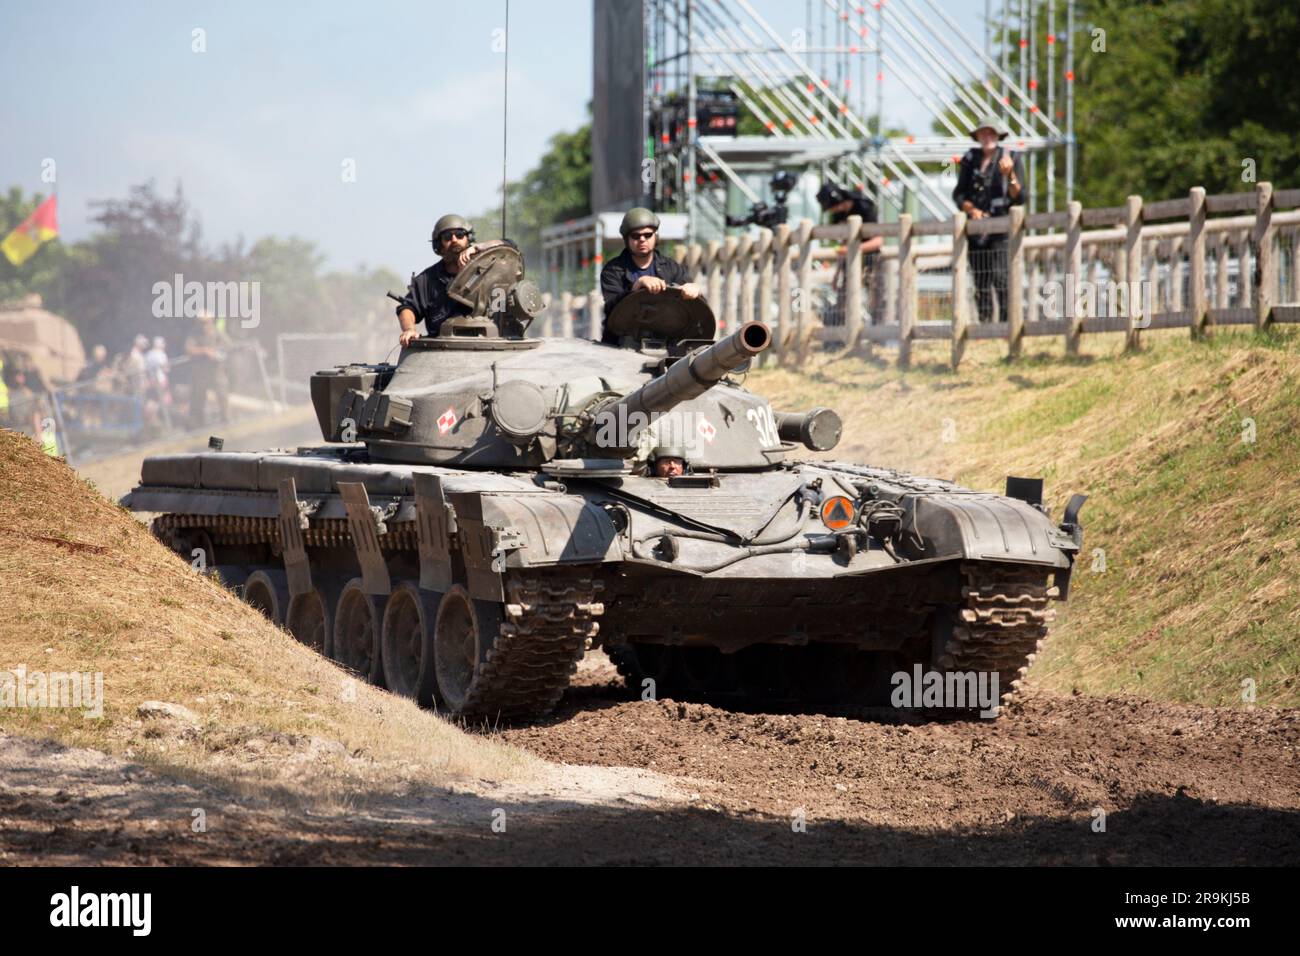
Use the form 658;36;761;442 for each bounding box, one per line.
604;562;1058;716
462;575;604;719
603;643;640;688
935;562;1057;700
156;513;602;720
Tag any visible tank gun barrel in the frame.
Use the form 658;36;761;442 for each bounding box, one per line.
590;321;771;453
616;321;770;420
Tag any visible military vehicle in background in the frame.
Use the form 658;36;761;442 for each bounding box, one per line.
124;246;1085;719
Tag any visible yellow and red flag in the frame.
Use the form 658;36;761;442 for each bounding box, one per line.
2;196;59;267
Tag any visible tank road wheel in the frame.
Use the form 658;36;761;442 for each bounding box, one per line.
432;585;502;716
333;578;387;685
286;580;343;657
191;529;218;569
243;569;291;626
208;565;249;595
381;581;442;702
433;576;603;720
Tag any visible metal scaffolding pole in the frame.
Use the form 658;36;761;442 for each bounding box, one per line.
914;0;1061;137
643;0;653;207
875;0;884;206
634;0;1072;235
1028;0;1037;215
1047;0;1056;217
1066;0;1075;203
686;0;697;241
1018;0;1028;130
878;3;1001;134
984;0;991;71
1000;0;1010;115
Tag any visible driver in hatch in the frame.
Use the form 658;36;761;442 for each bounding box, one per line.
651;446;689;478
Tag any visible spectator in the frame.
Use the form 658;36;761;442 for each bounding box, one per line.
73;344;113;429
952;116;1025;323
145;336;169;383
126;334;149;396
185;314;230;427
817;181;884;314
3;352;52;437
78;344;110;383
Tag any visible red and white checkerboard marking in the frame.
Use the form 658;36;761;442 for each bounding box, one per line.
697;418;717;444
437;407;457;435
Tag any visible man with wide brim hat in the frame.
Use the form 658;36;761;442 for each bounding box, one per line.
952;116;1025;323
968;116;1009;141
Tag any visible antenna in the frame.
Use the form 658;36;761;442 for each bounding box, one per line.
500;0;509;238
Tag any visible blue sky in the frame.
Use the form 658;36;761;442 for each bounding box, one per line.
2;0;987;275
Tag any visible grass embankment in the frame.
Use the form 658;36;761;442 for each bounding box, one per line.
0;428;538;806
751;329;1300;708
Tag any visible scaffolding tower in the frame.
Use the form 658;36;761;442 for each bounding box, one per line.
644;0;1076;239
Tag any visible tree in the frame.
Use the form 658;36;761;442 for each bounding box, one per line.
1073;0;1299;203
474;123;591;268
58;181;208;354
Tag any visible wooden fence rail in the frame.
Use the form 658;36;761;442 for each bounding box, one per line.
533;182;1300;369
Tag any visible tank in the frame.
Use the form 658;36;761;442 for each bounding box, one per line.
125;246;1086;719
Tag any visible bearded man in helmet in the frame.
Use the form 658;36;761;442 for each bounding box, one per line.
598;207;702;345
395;214;517;346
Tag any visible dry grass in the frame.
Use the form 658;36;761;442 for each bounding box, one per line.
0;428;541;808
751;327;1300;708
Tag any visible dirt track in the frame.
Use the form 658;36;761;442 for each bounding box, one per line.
3;654;1297;866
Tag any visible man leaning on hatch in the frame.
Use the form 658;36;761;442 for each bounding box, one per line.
395;214;516;346
598;207;703;345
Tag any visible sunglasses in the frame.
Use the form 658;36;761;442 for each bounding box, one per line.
629;230;657;241
439;229;469;242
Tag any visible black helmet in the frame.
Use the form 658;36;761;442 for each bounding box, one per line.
816;181;849;210
431;213;474;250
619;207;660;238
651;445;688;461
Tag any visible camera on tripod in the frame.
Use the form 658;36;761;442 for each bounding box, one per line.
726;170;799;229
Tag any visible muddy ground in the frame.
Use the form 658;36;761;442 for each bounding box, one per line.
2;655;1296;866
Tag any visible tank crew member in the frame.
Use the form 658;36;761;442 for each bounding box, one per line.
599;208;702;344
650;445;688;478
396;214;517;346
952;117;1025;323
